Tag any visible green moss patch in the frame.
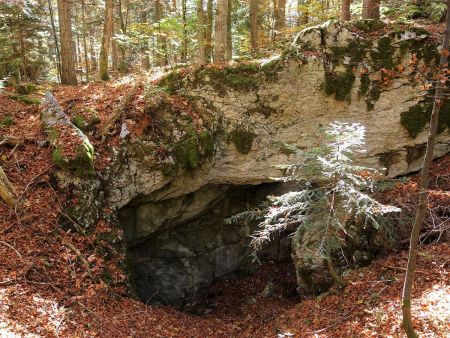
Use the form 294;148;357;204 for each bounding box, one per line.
359;73;371;97
15;83;38;95
173;130;214;170
400;100;450;138
158;71;185;94
198;63;260;94
0;116;14;128
370;36;395;69
9;94;41;105
72;112;100;132
229;128;255;154
330;39;371;65
324;69;355;102
354;19;386;33
51;138;95;176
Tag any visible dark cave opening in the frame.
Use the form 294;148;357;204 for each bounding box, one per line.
119;183;295;308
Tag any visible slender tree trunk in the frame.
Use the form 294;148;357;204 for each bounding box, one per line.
112;39;118;72
250;0;259;56
362;0;380;19
140;9;150;71
205;0;213;63
48;0;62;82
81;0;90;82
341;0;351;21
89;33;97;71
99;0;114;81
197;0;206;66
155;0;168;66
57;0;77;85
226;0;232;60
181;0;188;63
214;0;228;62
402;2;450;337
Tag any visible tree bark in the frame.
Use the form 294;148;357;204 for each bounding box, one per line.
81;0;90;82
140;8;150;71
48;0;62;82
197;0;206;66
226;0;232;61
57;0;77;85
118;0;130;74
273;0;286;42
401;2;450;337
155;0;168;66
362;0;380;19
214;0;228;62
341;0;351;21
205;0;213;63
250;0;259;56
181;0;188;63
99;0;114;81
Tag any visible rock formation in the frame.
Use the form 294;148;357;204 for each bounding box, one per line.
44;21;450;306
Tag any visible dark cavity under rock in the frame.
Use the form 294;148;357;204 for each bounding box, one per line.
119;183;293;307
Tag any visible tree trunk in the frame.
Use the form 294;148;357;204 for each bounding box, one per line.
155;0;168;66
362;0;380;19
214;0;228;62
57;0;77;85
118;0;129;74
197;0;206;66
341;0;351;21
205;0;213;63
81;0;90;82
274;0;286;40
226;0;232;60
48;0;62;82
181;0;188;63
99;0;114;81
140;8;150;71
401;2;450;337
112;39;119;72
250;0;259;56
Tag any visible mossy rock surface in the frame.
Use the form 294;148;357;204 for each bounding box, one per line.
400;101;450;138
229;128;255;154
51;138;95;176
15;83;38;95
324;69;355;102
173;130;215;170
353;19;386;33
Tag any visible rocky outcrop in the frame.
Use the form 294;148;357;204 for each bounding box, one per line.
46;21;450;306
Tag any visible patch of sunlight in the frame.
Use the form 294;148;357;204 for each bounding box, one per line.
361;283;450;337
415;283;450;334
0;287;67;337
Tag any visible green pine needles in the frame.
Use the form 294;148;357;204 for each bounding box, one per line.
227;122;400;286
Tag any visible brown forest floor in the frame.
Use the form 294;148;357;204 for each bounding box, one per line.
0;84;449;337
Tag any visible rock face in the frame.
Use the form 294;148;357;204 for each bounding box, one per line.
49;21;450;306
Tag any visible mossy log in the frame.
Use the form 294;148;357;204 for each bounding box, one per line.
0;166;17;207
99;84;140;140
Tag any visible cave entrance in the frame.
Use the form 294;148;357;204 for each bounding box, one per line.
119;183;293;307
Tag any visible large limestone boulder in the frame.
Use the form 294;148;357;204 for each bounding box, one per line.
48;21;450;305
